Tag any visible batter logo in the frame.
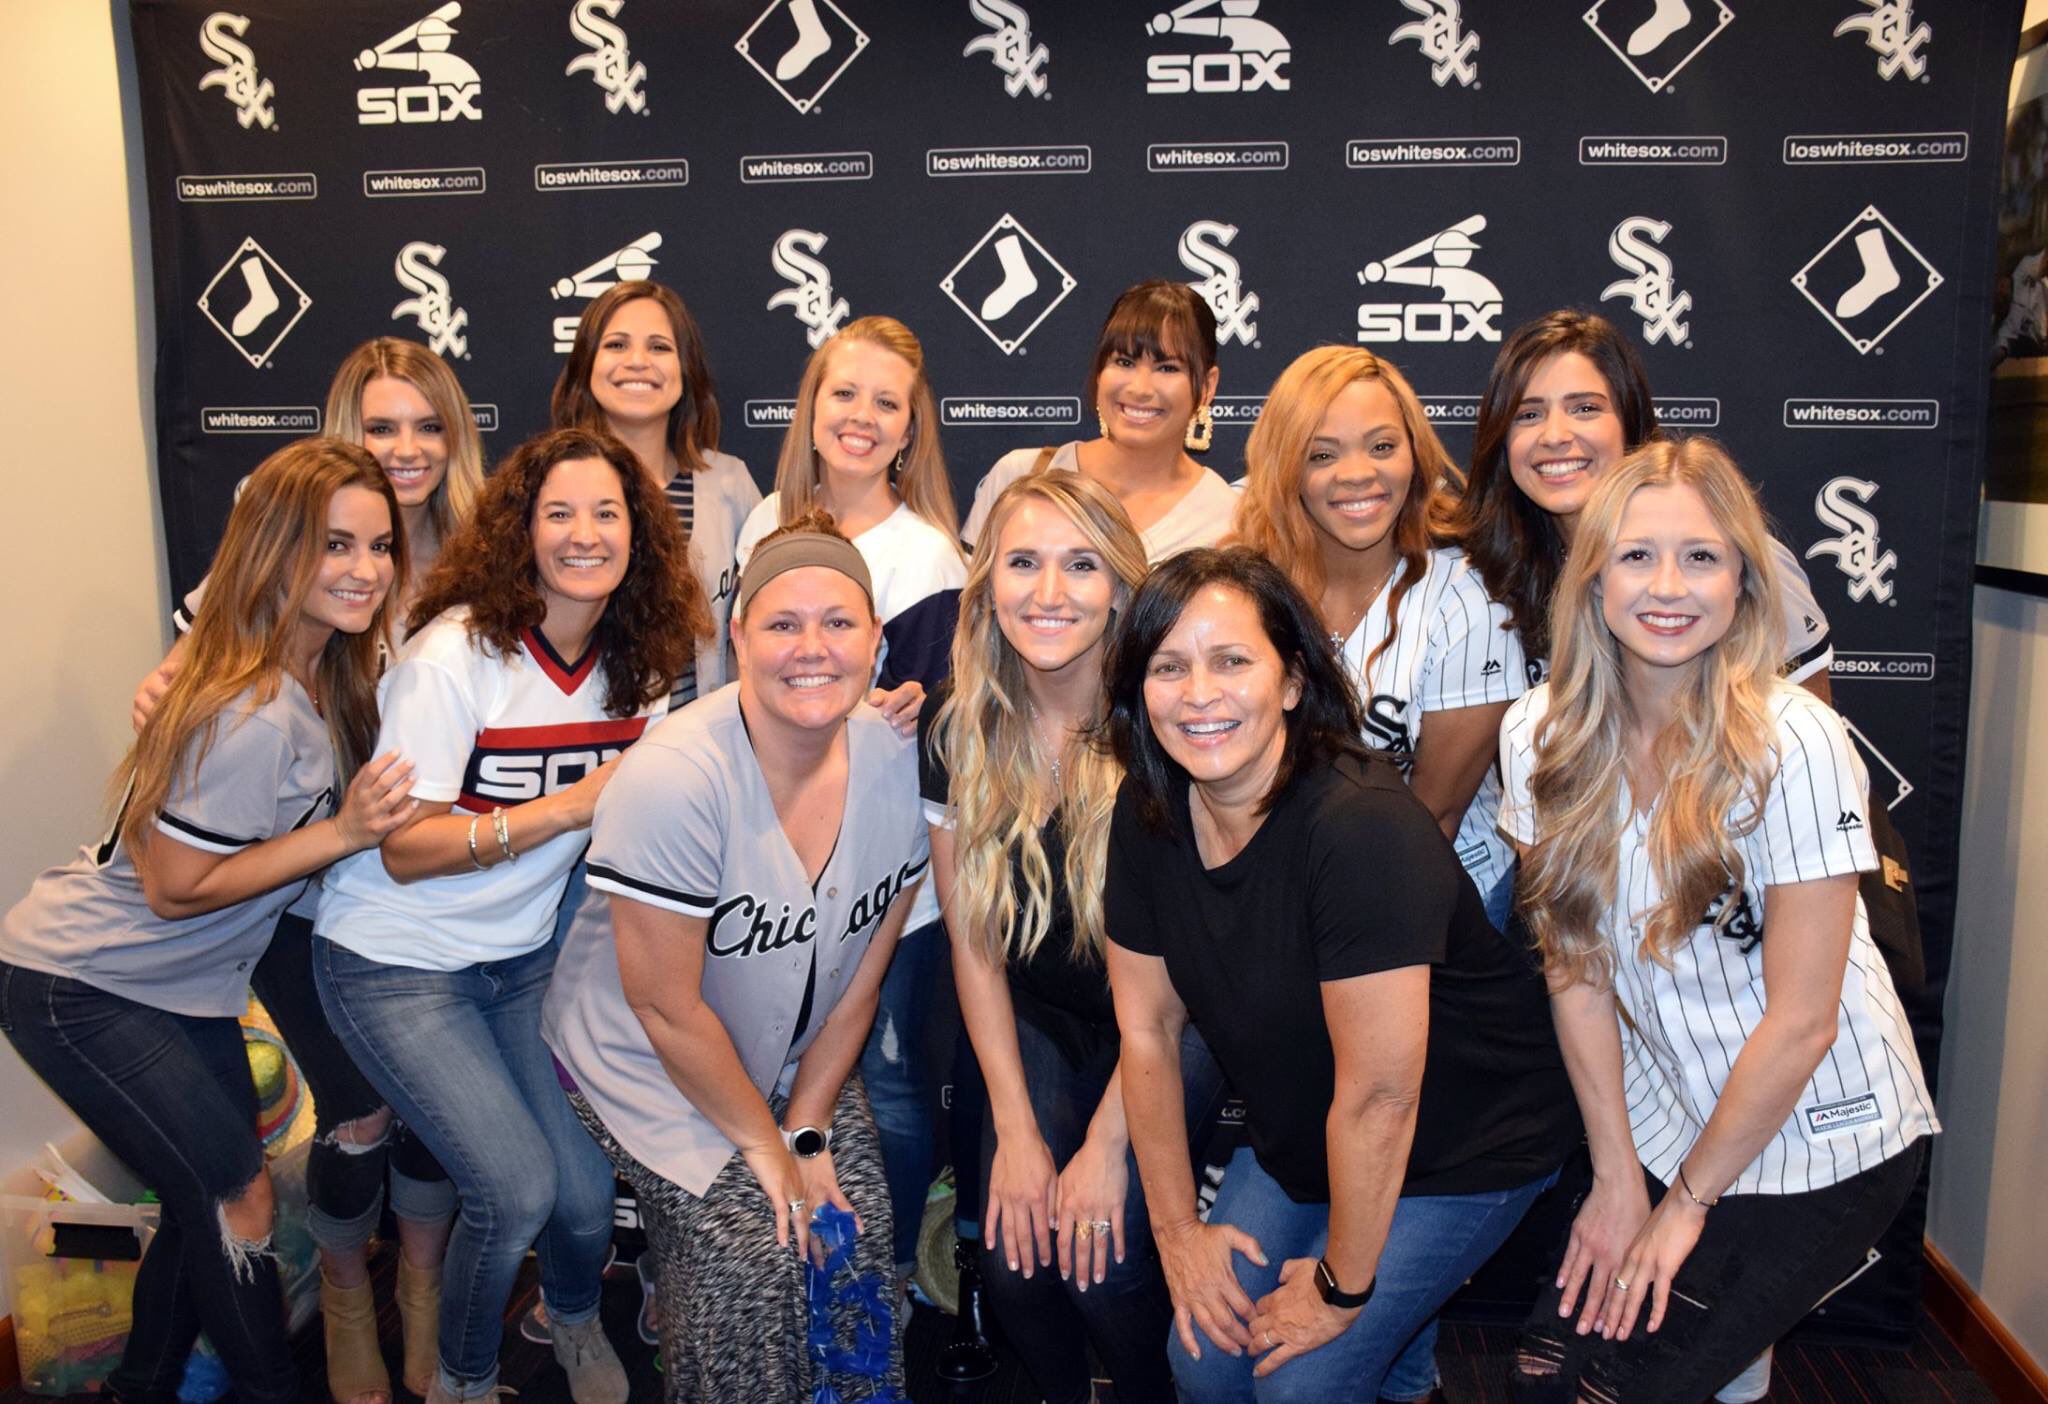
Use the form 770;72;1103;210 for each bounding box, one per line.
1180;220;1260;347
1583;0;1734;94
198;13;276;130
736;0;870;114
941;213;1077;355
1602;217;1692;346
1835;2;1929;82
767;229;850;348
1356;214;1502;344
197;236;310;368
1807;477;1896;604
1144;0;1291;95
355;3;482;125
1390;0;1479;89
391;242;469;359
551;231;663;352
965;0;1049;98
566;0;647;114
1791;206;1943;355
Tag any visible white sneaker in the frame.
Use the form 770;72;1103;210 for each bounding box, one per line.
1714;1345;1772;1403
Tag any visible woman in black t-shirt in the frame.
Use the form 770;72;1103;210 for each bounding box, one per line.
1103;547;1577;1403
922;470;1224;1404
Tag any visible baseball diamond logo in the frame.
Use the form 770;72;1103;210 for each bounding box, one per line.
965;0;1049;98
1807;476;1897;604
551;231;663;352
1835;2;1929;82
1390;0;1479;89
1145;0;1291;94
1356;214;1502;343
1791;206;1943;355
1842;716;1913;810
736;0;869;114
198;13;276;130
566;0;648;114
1602;217;1692;346
941;214;1076;355
1180;221;1260;347
392;242;469;359
767;229;850;348
197;236;310;368
1583;0;1734;94
354;3;482;124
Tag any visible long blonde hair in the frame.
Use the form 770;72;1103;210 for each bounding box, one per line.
772;316;959;540
324;337;485;548
931;472;1146;966
116;439;404;855
1522;437;1784;988
1232;347;1461;675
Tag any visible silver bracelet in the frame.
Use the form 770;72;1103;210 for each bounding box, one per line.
465;814;488;870
492;806;516;863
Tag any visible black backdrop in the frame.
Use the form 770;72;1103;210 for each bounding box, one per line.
132;0;2018;1337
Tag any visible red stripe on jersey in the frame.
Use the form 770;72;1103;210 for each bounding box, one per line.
472;719;651;749
523;627;600;695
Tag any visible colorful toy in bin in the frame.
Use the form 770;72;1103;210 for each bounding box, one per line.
11;1249;139;1395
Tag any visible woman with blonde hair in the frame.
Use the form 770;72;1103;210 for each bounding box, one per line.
1500;438;1935;1402
925;471;1224;1403
0;438;417;1404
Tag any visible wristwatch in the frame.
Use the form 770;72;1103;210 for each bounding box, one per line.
1314;1258;1375;1310
782;1125;833;1159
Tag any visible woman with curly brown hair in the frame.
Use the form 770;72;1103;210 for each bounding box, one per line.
313;427;709;1404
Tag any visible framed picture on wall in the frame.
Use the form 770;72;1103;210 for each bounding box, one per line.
1986;18;2048;590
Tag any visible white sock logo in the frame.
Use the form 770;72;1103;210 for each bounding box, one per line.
1834;2;1929;82
1181;221;1260;346
1807;477;1896;604
392;242;470;359
736;0;870;114
197;237;310;368
1628;0;1692;56
567;0;647;113
767;230;850;348
1582;0;1732;93
1145;0;1291;94
1792;207;1941;355
965;0;1049;97
355;3;483;125
1357;215;1502;343
1602;218;1692;346
551;232;663;351
1390;0;1479;89
941;215;1076;355
198;13;276;130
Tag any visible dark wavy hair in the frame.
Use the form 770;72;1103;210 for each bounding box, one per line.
1084;280;1220;415
1104;547;1368;832
550;280;722;474
1444;309;1658;663
406;427;709;717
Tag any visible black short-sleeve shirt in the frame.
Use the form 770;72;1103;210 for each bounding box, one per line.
1105;749;1576;1203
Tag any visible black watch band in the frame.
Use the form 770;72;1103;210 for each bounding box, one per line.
1314;1257;1375;1310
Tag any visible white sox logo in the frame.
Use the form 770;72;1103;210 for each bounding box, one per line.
1145;0;1290;94
1357;214;1501;344
551;232;663;352
1806;477;1896;603
1390;0;1479;89
767;229;850;348
355;3;482;125
1363;696;1415;772
965;0;1049;98
1180;221;1259;347
198;13;276;130
1602;218;1693;346
392;242;470;359
567;0;647;113
1835;2;1929;82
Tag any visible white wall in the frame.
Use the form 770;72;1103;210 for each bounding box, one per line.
0;0;166;1273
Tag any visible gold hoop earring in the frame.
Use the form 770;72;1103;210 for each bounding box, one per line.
1185;402;1214;453
1096;409;1109;440
892;446;907;475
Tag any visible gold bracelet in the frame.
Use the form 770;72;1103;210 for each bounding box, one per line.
492;806;516;863
1678;1162;1719;1209
466;815;488;870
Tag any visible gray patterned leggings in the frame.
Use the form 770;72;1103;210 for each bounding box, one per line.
567;1076;904;1403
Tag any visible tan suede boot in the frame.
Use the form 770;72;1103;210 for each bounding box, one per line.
320;1269;392;1404
395;1255;443;1398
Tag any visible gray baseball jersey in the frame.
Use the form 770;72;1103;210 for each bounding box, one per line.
542;684;929;1195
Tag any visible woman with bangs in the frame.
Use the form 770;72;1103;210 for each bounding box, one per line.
924;471;1226;1404
1499;439;1934;1403
1;438;417;1404
965;280;1239;564
314;428;708;1404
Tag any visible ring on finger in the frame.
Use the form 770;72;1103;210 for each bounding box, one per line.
1263;1328;1276;1349
1090;1218;1112;1236
1075;1220;1094;1240
1612;1275;1629;1292
788;1198;806;1218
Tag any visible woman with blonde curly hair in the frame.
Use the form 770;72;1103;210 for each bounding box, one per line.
1500;437;1936;1402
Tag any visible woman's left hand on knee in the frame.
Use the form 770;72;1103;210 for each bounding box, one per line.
1248;1257;1359;1378
1605;1192;1708;1341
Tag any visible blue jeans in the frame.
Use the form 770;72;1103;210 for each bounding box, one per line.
1172;1145;1558;1404
314;935;617;1397
0;961;297;1404
858;917;949;1273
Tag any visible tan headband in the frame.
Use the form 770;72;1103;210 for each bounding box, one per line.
736;531;874;617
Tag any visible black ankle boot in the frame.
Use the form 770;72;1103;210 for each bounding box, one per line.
936;1236;997;1382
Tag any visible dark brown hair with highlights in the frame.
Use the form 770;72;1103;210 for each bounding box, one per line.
550;281;722;475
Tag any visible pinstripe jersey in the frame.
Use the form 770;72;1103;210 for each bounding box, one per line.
1499;682;1937;1194
1341;545;1526;898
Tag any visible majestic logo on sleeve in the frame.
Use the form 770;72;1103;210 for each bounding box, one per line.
391;242;470;359
1145;0;1291;94
1602;218;1693;346
1390;0;1479;89
767;229;851;348
355;3;482;124
1356;214;1501;344
567;0;648;113
1834;2;1929;82
551;231;663;351
1180;221;1259;346
965;0;1049;98
1807;477;1896;604
198;13;276;129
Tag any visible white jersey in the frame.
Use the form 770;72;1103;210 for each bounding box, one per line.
317;607;664;971
1340;547;1525;897
963;443;1237;564
1767;537;1833;685
679;449;762;697
543;685;929;1195
1498;681;1936;1195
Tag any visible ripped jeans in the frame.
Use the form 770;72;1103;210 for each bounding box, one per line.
858;917;951;1274
0;960;297;1404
